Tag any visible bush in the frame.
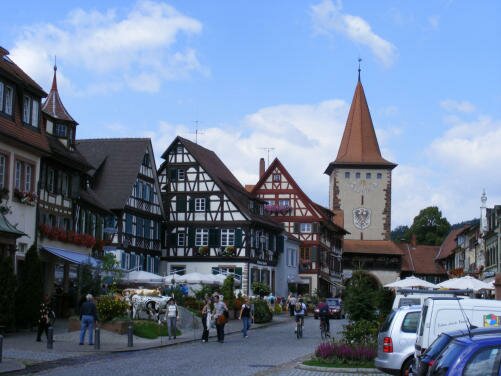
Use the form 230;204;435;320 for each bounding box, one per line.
0;257;16;328
344;271;380;322
315;341;376;362
15;245;43;327
253;299;272;323
274;303;282;314
221;276;236;310
183;296;202;312
342;319;379;345
252;282;270;297
96;295;129;322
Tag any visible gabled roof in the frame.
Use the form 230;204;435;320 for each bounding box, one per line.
76;138;151;211
400;243;447;275
343;239;404;256
251;157;348;234
46;134;92;171
325;78;396;174
162;136;282;230
435;225;470;260
41;66;77;124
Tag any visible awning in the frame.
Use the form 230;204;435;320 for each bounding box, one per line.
41;246;101;267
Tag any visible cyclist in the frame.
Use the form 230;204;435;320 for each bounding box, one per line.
317;297;330;337
294;298;307;333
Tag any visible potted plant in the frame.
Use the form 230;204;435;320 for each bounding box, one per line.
198;246;209;256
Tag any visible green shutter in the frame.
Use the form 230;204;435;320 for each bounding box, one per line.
293;223;300;233
177;196;187;212
169;232;177;247
208;228;217;247
189;197;195;212
270;235;275;252
169;169;177;181
188;227;195;247
205;197;210;212
235;228;242;247
311;247;317;262
312;222;320;233
277;235;284;253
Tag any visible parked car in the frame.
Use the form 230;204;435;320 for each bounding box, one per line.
428;334;501;375
414;326;501;376
375;305;421;375
313;298;343;319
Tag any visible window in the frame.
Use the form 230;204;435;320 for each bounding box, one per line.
195;228;209;246
178;169;185;181
278;199;290;207
273;174;281;182
142;153;150;167
176;145;183;154
24;164;32;192
345;171;350;179
61;173;69;196
54;123;67;137
0;82;14;115
177;233;186;246
401;312;420;333
287;248;297;267
170;265;186;275
221;229;235;247
300;223;312;233
463;346;501;375
355;172;361;179
47;168;55;193
377;173;382;180
125;213;133;234
0;154;6;188
366;172;371;179
195;197;205;211
21;95;39;127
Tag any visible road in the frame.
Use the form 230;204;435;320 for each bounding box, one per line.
14;316;347;376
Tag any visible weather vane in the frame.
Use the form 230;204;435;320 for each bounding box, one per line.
358;57;362;80
191;120;204;144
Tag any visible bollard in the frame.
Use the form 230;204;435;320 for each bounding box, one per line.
94;327;100;350
0;335;3;363
127;323;133;347
47;326;54;349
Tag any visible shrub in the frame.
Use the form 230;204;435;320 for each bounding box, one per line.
252;282;270;297
344;271;380;322
253;299;272;323
221;275;236;310
96;295;129;322
343;319;379;345
183;296;202;312
315;341;376;362
0;257;16;328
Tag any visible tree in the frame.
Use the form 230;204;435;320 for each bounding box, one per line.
252;282;270;298
344;271;379;322
408;206;451;245
0;257;17;328
391;225;410;242
221;275;236;310
15;245;43;327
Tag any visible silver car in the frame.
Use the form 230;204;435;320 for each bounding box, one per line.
375;305;421;375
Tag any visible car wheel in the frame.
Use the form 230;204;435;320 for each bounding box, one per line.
401;357;414;376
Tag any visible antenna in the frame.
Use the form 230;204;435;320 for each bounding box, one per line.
358;57;362;81
191;120;204;144
259;147;275;166
456;292;477;338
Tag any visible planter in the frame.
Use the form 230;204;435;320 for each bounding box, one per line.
68;318;129;334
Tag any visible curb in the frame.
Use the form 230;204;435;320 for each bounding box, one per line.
297;364;384;374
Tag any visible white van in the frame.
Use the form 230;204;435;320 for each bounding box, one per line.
392;289;462;310
415;297;501;355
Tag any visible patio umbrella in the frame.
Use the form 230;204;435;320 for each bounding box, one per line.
178;272;219;285
123;270;164;285
436;276;494;292
384;276;437;289
163;273;185;285
213;273;241;287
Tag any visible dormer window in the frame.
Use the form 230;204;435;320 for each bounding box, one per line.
22;94;39;127
54;123;67;137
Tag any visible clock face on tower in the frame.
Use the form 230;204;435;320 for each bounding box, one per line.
349;179;379;195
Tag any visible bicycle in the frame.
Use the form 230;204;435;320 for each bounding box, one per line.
296;315;304;339
319;317;330;340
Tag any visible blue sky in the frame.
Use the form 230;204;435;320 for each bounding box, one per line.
2;0;500;227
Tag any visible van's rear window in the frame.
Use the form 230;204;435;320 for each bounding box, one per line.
380;310;396;333
398;298;420;307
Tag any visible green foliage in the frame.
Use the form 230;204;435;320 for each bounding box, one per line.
99;253;124;293
0;257;17;328
391;225;411;242
221;275;236;309
77;263;101;298
252;282;270;297
15;245;43;327
96;295;129;322
193;284;219;301
133;320;181;339
183;296;203;312
409;206;451;245
163;285;185;305
253;299;272;323
342;319;379;345
288;284;297;293
344;271;380;322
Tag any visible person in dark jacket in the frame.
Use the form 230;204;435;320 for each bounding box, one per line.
36;295;52;342
79;294;98;345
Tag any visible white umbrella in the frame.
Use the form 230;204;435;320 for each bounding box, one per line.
437;276;494;292
124;270;164;284
179;272;219;285
163;273;185;285
384;276;437;289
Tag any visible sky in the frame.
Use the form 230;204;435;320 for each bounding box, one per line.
2;0;500;228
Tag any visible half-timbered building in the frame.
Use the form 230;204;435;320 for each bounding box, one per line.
158;136;284;296
324;71;403;286
77;138;164;274
0;46;49;270
251;158;347;297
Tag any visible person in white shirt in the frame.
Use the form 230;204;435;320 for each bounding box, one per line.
165;297;179;340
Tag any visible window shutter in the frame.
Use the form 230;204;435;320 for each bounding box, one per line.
215;229;221;246
188;227;195;247
121;252;126;269
293;223;300;233
189;197;195;212
208;228;217;247
146;255;151;272
140;254;145;270
205;197;210;212
169;169;177;181
311;247;317;262
277;235;284;253
71;174;80;198
235;267;243;279
169;232;177;247
312;222;320;233
235;228;242;247
270;235;275;252
177;196;187;212
130;253;136;269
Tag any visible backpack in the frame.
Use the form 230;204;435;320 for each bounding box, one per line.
319;303;329;316
294;302;303;313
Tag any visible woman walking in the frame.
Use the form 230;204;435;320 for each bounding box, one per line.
213;295;228;343
165;298;179;340
239;297;253;338
201;298;212;343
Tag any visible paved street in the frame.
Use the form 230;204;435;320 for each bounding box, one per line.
5;316;367;376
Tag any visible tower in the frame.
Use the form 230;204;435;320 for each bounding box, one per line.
480;189;488;235
324;71;397;241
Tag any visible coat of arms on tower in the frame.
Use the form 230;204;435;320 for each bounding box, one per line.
353;207;371;230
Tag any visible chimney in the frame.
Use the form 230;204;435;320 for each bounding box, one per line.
259;158;265;178
411;234;417;247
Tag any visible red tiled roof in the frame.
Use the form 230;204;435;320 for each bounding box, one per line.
325;79;396;174
41;67;77;123
400;243;447;275
343;239;404;255
435;226;469;260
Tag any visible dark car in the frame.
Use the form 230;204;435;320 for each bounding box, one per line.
414;327;501;376
428;334;501;375
313;298;343;319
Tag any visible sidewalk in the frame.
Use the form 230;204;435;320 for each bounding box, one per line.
0;314;290;374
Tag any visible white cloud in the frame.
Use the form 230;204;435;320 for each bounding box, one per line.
10;0;203;94
311;0;397;67
440;99;476;113
428;15;440;30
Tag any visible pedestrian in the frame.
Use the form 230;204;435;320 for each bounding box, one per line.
201;298;212;343
213;294;228;343
165;297;179;340
287;294;297;317
36;295;52;342
79;294;98;345
239;297;253;338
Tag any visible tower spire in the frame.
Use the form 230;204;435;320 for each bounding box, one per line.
51;56;58;91
358;57;362;82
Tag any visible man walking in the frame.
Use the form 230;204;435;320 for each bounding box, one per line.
79;294;98;345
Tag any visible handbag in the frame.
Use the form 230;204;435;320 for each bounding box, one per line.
223;309;229;319
217;315;227;325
